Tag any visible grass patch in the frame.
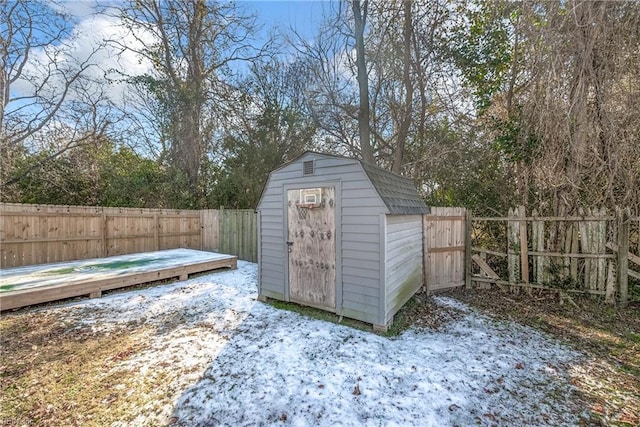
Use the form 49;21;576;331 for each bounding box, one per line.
0;311;174;426
265;293;464;337
267;299;375;333
385;292;466;335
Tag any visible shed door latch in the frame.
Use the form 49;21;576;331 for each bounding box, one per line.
286;241;294;253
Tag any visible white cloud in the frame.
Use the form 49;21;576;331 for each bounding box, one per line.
51;0;98;19
72;14;156;103
10;9;156;108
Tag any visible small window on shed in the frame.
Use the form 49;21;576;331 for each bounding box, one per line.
303;160;314;176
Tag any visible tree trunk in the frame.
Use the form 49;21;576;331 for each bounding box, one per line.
392;0;413;174
352;0;374;165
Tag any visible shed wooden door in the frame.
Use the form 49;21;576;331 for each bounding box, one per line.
287;187;336;310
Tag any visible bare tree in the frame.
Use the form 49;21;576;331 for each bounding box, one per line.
289;31;353;156
211;59;317;208
0;0;113;197
454;0;640;213
109;0;264;206
0;1;96;143
292;0;455;176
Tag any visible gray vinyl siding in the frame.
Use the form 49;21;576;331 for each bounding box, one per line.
257;153;386;324
339;180;382;324
257;175;285;299
384;215;423;322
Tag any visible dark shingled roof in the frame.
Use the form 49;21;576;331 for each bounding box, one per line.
263;151;430;215
359;162;430;215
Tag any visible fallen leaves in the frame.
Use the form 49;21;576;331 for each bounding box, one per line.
445;287;640;426
111;346;138;361
394;294;466;332
352;384;361;396
483;412;496;421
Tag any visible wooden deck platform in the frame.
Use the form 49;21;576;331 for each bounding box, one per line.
0;249;237;311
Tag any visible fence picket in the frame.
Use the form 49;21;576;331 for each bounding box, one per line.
507;208;520;287
596;207;607;291
532;210;547;285
617;208;631;307
588;208;598;289
519;206;529;286
578;208;591;289
570;225;579;283
605;260;616;304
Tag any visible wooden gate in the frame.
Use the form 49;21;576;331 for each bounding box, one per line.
423;207;467;293
287;187;336;310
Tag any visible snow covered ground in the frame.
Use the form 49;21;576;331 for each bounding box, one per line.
46;261;586;426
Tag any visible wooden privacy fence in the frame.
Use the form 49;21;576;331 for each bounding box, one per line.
468;206;639;306
218;209;258;263
0;203;218;268
0;203;261;267
0;203;257;268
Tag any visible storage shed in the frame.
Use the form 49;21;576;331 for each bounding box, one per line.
257;151;430;330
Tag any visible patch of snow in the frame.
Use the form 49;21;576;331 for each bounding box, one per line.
40;262;586;426
432;295;473;313
0;249;232;291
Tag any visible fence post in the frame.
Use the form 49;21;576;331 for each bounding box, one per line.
218;206;224;254
507;208;520;288
102;211;108;257
422;214;429;292
464;209;473;289
154;213;159;251
519;205;529;285
465;209;472;289
617;208;630;307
